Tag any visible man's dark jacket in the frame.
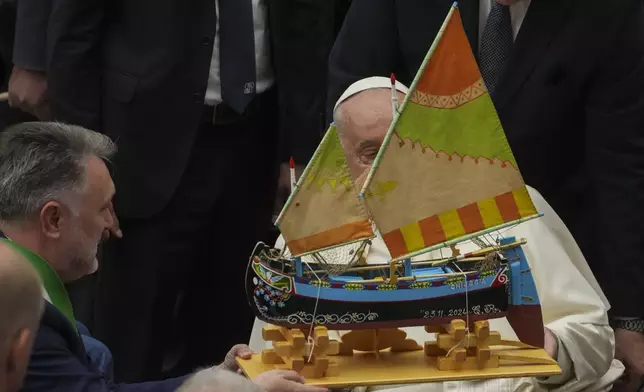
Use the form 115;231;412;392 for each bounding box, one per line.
0;0;48;130
46;0;336;219
0;0;16;89
328;0;644;318
20;302;187;392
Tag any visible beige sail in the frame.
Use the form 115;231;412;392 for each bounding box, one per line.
276;125;374;257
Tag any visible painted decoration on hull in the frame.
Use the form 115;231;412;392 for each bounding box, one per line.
246;257;510;330
250;280;508;330
252;260;293;294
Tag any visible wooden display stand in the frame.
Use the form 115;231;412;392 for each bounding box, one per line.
258;325;341;378
237;321;561;389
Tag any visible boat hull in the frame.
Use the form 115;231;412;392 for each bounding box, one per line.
246;243;510;330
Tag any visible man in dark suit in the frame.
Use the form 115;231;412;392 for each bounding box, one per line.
45;0;336;383
0;122;325;392
328;0;644;389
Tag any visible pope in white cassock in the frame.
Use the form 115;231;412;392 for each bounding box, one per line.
249;77;624;391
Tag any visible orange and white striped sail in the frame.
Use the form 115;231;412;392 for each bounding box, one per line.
360;4;539;261
276;125;374;257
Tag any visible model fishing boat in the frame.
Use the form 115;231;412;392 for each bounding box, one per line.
240;4;560;387
246;0;545;346
248;233;539;335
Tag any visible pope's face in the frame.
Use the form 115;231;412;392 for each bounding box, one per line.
337;88;406;187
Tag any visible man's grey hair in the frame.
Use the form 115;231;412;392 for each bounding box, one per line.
177;368;261;392
0;122;117;223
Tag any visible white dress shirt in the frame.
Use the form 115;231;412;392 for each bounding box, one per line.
249;186;624;392
204;0;275;107
478;0;531;44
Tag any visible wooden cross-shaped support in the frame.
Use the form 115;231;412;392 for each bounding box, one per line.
424;320;501;371
260;325;341;378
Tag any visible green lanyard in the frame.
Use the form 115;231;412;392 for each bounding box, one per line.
0;238;77;330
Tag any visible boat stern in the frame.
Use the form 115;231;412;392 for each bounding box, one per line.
503;237;545;348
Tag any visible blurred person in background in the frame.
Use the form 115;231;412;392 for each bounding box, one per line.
0;242;43;392
177;369;328;392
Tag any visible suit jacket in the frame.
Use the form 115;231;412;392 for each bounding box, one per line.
327;0;644;318
0;0;50;85
12;0;51;72
0;0;15;88
0;0;45;130
20;302;188;392
46;0;335;219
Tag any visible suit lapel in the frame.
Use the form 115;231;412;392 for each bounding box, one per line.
494;0;573;108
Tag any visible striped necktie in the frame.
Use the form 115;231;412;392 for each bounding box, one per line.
479;2;513;96
218;0;257;114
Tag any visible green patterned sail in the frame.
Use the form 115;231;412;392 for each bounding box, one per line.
276;124;374;257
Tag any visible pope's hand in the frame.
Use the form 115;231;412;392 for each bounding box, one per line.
614;328;644;392
218;344;254;373
544;327;558;359
254;369;329;392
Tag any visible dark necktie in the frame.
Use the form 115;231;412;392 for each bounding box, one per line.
218;0;257;114
479;2;513;96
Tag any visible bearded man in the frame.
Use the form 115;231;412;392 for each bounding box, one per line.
0;121;327;392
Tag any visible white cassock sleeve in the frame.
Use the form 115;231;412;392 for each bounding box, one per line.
520;187;619;390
